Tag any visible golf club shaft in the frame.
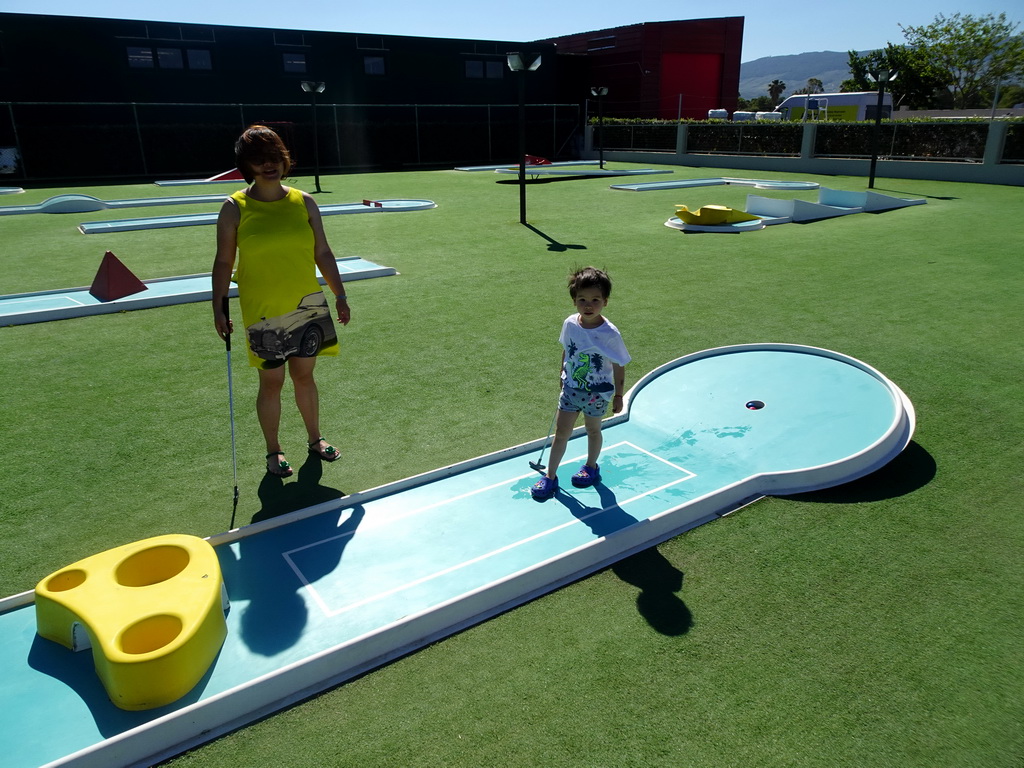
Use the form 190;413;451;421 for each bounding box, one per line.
531;406;560;472
223;297;239;525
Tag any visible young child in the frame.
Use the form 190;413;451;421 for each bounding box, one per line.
531;266;630;500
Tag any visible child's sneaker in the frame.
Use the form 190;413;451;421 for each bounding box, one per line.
571;463;601;488
530;475;559;500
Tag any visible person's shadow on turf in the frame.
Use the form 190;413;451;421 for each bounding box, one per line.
612;547;693;636
220;500;366;656
251;452;348;524
556;482;638;537
556;484;693;636
211;453;362;656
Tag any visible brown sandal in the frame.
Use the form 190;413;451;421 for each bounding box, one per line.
308;437;340;462
266;451;294;477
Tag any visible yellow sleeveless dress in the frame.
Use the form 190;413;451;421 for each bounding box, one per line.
232;187;339;368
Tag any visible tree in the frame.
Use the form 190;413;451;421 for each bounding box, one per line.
736;95;774;112
767;79;786;106
844;44;948;108
793;78;824;95
998;84;1024;108
899;12;1024;109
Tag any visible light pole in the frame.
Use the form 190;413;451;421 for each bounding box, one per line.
507;52;541;225
590;86;608;169
301;80;326;193
867;69;897;189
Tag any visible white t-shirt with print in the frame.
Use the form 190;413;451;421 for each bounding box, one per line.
559;313;630;396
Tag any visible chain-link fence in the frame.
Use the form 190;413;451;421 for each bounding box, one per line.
0;101;583;183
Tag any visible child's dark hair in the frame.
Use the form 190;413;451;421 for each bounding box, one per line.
234;124;292;184
568;266;612;299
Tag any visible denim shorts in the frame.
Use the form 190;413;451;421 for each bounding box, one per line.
558;386;610;418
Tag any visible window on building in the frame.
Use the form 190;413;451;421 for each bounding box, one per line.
274;31;306;46
187;49;212;70
588;36;616;51
364;55;386;75
148;22;182;40
127;46;155;68
283;52;306;73
465;59;503;79
157;48;183;69
180;24;215;42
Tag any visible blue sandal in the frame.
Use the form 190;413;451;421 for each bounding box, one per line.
530;475;559;500
571;463;600;488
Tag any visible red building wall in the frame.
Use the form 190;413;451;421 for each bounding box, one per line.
542;18;743;119
660;53;723;118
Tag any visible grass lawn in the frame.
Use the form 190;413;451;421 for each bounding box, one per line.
1;163;1022;767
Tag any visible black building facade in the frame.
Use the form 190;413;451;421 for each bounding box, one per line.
0;13;741;183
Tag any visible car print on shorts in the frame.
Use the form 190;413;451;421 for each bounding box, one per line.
247;292;338;361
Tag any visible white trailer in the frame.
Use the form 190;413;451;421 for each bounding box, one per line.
775;91;893;121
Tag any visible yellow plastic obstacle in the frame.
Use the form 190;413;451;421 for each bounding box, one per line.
35;534;228;711
673;204;761;225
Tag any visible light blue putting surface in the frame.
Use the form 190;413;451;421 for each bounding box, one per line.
496;167;672;177
0;257;396;326
0;344;913;768
154;178;244;187
611;177;820;191
78;199;436;234
0;193;229;216
455;160;600;171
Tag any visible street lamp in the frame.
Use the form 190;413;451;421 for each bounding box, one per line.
866;69;897;189
590;86;608;169
507;52;542;225
300;80;326;193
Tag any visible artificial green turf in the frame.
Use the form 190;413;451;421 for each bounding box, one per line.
1;164;1022;767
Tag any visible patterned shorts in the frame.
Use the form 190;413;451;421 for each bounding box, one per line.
558;386;610;418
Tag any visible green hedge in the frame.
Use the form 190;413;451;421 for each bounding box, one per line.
815;122;989;161
1002;123;1024;163
686;124;803;155
594;119;1023;163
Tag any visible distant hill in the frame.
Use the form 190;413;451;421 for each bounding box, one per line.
739;51;872;102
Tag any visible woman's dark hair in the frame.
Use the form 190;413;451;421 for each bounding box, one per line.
234;125;292;183
568;266;612;299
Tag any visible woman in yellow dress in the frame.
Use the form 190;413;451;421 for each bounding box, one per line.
212;125;351;477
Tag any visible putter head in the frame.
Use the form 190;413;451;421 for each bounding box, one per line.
529;461;546;474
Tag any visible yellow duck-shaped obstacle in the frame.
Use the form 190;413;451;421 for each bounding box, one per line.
673;204;761;225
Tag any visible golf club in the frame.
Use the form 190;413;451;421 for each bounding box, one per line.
529;407;560;474
223;297;240;529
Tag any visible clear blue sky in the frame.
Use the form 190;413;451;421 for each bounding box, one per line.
1;0;1019;62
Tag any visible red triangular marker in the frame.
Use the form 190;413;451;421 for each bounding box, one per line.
89;251;148;302
205;168;245;181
